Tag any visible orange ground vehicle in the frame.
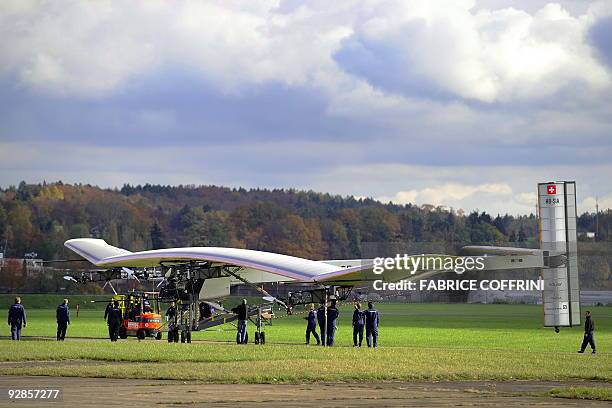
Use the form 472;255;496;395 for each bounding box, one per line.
114;292;164;340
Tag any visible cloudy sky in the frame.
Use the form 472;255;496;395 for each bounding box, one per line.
1;0;611;215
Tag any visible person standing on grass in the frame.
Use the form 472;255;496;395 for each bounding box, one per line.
231;298;248;344
56;298;70;341
103;298;113;321
352;302;365;347
8;297;26;341
166;301;176;321
107;300;122;342
304;304;320;345
326;300;339;346
317;303;326;345
365;301;380;348
578;310;596;354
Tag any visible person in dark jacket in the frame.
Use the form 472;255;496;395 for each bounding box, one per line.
200;302;212;320
166;302;176;321
352;303;365;347
231;299;248;344
142;293;152;313
365;301;380;348
56;298;70;341
304;304;320;345
8;297;26;341
107;300;123;342
166;301;179;343
326;300;339;346
132;303;141;319
578;310;596;354
103;299;113;320
317;303;326;345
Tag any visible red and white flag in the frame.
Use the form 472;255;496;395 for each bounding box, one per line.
547;184;556;195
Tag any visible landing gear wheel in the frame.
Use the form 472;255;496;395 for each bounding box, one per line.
155;332;162;340
260;332;265;344
137;329;146;340
254;332;260;345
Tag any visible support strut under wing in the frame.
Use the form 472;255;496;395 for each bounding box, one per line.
195;306;271;331
223;266;289;310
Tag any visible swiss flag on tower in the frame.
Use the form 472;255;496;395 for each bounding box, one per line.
547;184;556;195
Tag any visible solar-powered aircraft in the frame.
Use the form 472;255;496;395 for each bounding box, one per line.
63;181;581;343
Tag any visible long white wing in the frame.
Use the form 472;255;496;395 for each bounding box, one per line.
64;238;370;283
64;238;132;264
65;239;478;285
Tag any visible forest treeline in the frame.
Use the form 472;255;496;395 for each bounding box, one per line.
1;181;610;262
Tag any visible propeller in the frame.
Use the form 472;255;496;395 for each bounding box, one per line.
122;267;140;282
262;295;289;309
203;300;230;313
102;280;118;295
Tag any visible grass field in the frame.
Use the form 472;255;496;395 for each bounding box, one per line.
0;298;610;384
544;386;612;401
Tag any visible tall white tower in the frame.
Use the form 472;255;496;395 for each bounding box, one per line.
538;181;580;328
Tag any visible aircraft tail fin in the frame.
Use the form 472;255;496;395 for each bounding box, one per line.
64;238;132;265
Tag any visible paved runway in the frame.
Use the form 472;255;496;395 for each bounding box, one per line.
0;376;610;407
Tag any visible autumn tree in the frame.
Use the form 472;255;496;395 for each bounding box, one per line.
150;222;166;249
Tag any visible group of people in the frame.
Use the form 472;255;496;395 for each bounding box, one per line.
7;296;122;342
6;296;599;353
304;301;380;347
7;297;70;341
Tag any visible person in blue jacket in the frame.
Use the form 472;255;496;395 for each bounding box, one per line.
107;300;123;342
231;299;248;344
352;302;365;347
317;303;326;345
8;297;26;341
56;298;70;341
304;304;320;345
326;300;339;346
578;310;596;354
364;301;380;348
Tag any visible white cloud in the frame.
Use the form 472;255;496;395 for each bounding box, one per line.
0;1;355;97
0;0;609;103
514;192;537;206
379;183;512;205
2;142;612;215
1;1;612;216
0;2;162;96
308;163;612;215
341;0;611;102
580;194;612;213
